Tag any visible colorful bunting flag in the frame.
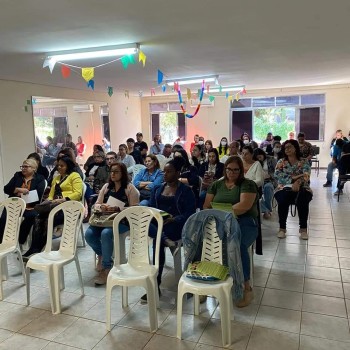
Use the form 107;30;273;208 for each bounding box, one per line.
138;91;143;97
61;65;71;78
107;86;113;97
121;55;135;69
228;96;233;102
242;88;247;94
43;58;55;73
208;95;215;102
87;79;94;90
151;88;156;96
197;89;201;97
124;90;129;98
206;85;210;94
162;84;166;92
82;67;94;82
219;85;223;93
225;92;229;99
138;50;147;67
235;93;240;101
157;70;164;85
174;82;179;92
187;88;192;100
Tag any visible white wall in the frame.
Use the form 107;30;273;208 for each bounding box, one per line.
141;84;350;167
0;79;141;186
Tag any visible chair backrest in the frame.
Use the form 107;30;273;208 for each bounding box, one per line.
340;153;350;174
81;183;87;205
201;217;223;264
155;154;166;170
112;207;163;267
40;180;48;203
45;201;85;254
131;164;146;180
312;145;320;156
0;197;26;246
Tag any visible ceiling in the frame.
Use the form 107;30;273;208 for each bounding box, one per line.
1;0;350;95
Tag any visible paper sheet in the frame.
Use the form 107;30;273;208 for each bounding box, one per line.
21;190;39;204
106;196;125;209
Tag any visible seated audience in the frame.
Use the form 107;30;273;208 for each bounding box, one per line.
61;133;77;156
126;138;143;164
274;140;313;240
105;151;118;168
204;139;213;161
220;140;240;163
85;151;109;194
204;155;258;308
76;136;86;158
241;146;264;188
84;144;104;171
216;137;230;160
141;157;196;303
0;158;46;245
198;148;224;208
118;143;136;170
150;134;165;155
266;135;282;155
253;148;277;219
133;154;164;205
27;152;49;180
190;134;200;153
42;136;60;167
191;144;205;169
85;162;139;285
23;156;83;257
260;132;273;150
297;132;314;164
162;144;173;158
135;132;148;160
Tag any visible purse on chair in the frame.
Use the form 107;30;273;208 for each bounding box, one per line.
88;207;120;227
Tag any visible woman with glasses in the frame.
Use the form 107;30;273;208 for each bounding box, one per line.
85;162;139;285
203;156;258;308
274;139;312;240
27;152;49;180
22;156;83;258
133;154;164;206
0;158;46;245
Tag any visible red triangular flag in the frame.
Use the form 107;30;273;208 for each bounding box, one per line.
242;88;247;94
174;82;179;92
61;65;71;78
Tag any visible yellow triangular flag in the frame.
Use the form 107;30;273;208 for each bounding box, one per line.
82;67;94;82
139;50;147;67
228;96;233;102
187;88;192;100
235;93;240;101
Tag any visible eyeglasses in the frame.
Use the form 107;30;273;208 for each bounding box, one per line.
225;167;240;173
20;165;31;169
109;170;121;174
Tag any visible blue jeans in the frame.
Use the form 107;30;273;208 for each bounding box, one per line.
237;216;258;282
260;182;274;213
326;161;337;182
85;224;129;269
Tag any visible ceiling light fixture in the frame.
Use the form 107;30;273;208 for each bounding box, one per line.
209;85;245;93
166;75;219;86
47;43;139;63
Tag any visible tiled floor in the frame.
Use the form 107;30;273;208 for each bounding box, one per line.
0;170;350;349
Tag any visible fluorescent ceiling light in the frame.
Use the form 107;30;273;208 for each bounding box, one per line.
209;85;245;93
166;75;218;86
47;44;139;62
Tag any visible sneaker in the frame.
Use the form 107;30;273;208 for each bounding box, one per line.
277;229;286;239
334;190;343;196
323;181;332;187
140;288;162;304
94;268;110;285
236;288;254;308
300;228;308;240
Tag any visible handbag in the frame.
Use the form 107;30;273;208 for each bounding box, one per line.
34;200;60;215
88;209;120;227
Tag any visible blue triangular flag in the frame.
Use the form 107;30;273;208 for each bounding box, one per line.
157;69;164;85
87;79;95;90
162;84;166;92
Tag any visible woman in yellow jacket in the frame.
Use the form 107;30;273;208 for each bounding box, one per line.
23;156;83;258
216;136;230;160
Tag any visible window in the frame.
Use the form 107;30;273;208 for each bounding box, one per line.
150;103;186;144
231;94;325;143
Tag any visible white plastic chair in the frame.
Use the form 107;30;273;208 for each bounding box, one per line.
176;216;233;348
155;154;167;170
78;183;87;248
106;207;163;332
26;201;85;314
0;197;26;300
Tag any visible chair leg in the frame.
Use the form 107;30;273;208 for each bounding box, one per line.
146;278;158;332
75;257;84;296
173;248;182;283
176;291;184;339
15;249;26;285
52;267;61;314
1;256;8;281
78;224;86;248
122;286;128;308
59;268;65;290
218;289;232;348
106;280;113;331
194;294;200;315
0;258;4;301
26;266;31;306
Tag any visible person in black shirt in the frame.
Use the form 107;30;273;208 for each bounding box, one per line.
126;138;143;164
135;132;148;161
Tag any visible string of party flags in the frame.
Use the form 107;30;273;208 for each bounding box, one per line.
43;48;247;117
